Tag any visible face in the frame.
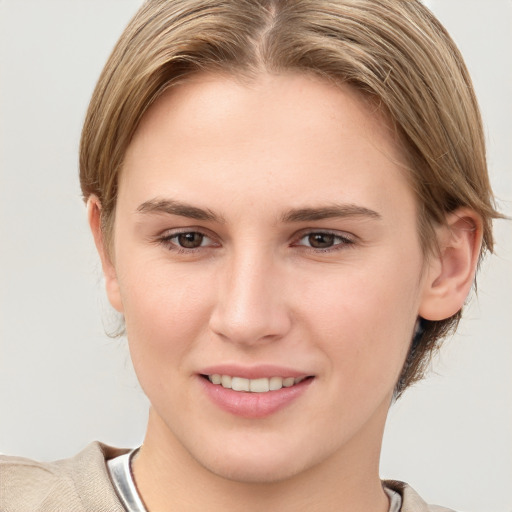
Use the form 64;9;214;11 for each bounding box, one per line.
102;72;431;482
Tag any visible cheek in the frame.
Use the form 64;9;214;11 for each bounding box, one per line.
117;261;216;363
300;256;421;386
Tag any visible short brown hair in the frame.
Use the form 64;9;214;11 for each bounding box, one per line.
80;0;500;396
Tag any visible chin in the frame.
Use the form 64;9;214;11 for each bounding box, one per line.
203;455;307;484
187;436;323;485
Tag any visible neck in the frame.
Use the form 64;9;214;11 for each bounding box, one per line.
132;408;390;512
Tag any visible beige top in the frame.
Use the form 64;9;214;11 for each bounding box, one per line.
0;442;454;512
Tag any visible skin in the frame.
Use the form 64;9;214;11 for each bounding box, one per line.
89;72;482;512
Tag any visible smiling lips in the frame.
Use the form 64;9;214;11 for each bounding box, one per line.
206;374;308;392
201;372;313;418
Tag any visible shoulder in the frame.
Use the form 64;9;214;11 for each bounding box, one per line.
384;480;457;512
0;442;129;512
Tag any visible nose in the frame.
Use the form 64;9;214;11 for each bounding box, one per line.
208;248;292;346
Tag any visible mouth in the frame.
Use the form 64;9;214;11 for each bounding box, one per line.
199;370;314;418
201;374;312;393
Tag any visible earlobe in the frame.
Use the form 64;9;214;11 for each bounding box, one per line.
87;196;124;313
419;208;483;321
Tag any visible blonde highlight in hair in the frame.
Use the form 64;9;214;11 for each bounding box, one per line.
80;0;500;395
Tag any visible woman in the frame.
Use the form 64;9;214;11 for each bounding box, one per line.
0;1;502;510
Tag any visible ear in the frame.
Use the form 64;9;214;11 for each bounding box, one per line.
419;208;483;321
87;196;124;313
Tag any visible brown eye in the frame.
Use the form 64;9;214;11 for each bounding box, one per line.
177;232;205;248
307;233;335;249
295;231;354;251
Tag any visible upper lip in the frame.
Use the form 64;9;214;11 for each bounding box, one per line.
199;364;312;380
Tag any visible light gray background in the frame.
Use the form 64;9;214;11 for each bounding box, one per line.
0;1;510;511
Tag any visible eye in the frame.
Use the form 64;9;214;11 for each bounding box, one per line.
159;230;218;251
175;232;207;248
306;233;336;249
295;231;355;250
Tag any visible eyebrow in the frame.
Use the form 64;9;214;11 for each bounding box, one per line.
136;198;224;223
281;204;382;223
136;198;381;224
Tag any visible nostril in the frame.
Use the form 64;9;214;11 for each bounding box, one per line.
209;306;293;346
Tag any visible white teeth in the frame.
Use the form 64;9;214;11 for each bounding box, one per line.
283;377;295;387
249;378;270;393
207;374;307;393
231;377;250;391
269;376;283;390
221;375;232;388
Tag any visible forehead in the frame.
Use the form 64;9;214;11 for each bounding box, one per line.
120;72;415;222
130;71;401;160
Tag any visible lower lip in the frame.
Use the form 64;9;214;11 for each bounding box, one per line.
199;377;313;419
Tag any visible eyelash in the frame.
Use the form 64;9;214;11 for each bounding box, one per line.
158;229;219;253
157;229;356;254
293;231;356;252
